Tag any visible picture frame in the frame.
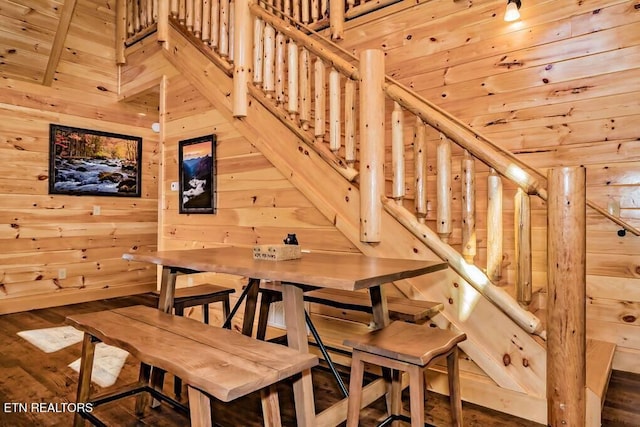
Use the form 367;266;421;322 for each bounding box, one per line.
178;135;216;214
49;124;142;197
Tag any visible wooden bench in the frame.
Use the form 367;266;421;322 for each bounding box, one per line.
253;282;444;340
66;305;318;427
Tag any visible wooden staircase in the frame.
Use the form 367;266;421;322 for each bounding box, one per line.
115;1;628;424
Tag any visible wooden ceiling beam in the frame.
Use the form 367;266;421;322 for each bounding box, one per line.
43;0;78;86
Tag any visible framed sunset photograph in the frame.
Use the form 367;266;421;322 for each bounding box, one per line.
178;135;216;214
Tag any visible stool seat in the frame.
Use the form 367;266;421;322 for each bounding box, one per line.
344;320;466;366
345;321;467;427
151;283;235;305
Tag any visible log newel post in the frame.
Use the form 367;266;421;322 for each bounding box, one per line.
547;166;586;427
359;49;385;243
233;0;252;117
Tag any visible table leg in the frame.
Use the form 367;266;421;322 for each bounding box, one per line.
369;285;390;330
242;278;261;336
282;284;316;427
157;266;178;313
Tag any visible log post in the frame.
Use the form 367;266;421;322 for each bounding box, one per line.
252;18;264;86
219;0;230;57
391;102;405;205
344;79;356;165
232;0;252;117
287;39;299;120
201;0;211;41
116;0;126;64
157;0;169;42
275;32;286;105
299;48;311;129
359;49;385;243
515;188;532;307
330;0;344;40
487;168;503;282
228;0;234;61
547;166;586;427
329;68;341;153
461;150;476;263
437;133;452;243
414;117;427;224
313;57;325;142
210;0;219;47
263;24;276;98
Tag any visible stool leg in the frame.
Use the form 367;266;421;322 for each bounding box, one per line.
187;386;213;427
260;384;282;427
408;365;425;427
74;333;96;427
390;369;403;427
346;351;365;427
447;347;463;427
203;303;210;324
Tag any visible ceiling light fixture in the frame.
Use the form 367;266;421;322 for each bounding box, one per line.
504;0;521;22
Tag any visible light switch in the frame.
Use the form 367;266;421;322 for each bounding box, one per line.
92;205;101;216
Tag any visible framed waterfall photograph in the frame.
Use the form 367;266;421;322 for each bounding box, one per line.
49;124;142;197
178;134;216;214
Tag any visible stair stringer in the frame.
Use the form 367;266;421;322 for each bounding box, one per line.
155;22;547;398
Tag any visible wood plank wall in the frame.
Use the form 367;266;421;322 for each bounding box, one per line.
0;0;159;313
333;0;640;372
160;76;360;291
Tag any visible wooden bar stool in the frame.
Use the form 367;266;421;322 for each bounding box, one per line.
149;283;235;398
150;283;235;325
344;321;467;427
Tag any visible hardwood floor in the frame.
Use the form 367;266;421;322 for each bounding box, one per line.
0;296;638;426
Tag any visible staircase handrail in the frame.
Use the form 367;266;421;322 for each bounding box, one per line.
251;3;640;236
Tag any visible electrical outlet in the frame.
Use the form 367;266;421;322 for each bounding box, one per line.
58;268;67;279
170;182;179;191
92;205;101;216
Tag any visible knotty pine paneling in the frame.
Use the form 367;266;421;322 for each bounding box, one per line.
339;0;640;370
160;76;359;291
0;78;159;314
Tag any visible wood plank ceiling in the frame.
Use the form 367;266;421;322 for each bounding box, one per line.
0;0;159;112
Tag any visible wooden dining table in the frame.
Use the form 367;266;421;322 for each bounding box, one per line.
123;246;447;426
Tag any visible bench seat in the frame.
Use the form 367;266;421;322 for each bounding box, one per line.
66;305;318;425
303;288;443;323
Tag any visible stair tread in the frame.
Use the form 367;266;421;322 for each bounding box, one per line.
586;338;616;401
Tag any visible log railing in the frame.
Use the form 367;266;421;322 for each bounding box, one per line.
246;4;360;182
117;1;640;339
